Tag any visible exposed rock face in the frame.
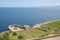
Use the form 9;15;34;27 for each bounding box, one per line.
8;24;42;32
32;24;42;29
24;25;30;30
8;24;24;32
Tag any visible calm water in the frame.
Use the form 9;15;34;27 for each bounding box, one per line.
0;7;60;32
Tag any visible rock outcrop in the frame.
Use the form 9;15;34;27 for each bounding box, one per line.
24;25;30;30
8;24;24;32
32;24;42;29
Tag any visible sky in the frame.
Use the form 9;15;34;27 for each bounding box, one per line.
0;0;60;7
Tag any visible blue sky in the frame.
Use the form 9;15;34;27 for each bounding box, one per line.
0;0;60;7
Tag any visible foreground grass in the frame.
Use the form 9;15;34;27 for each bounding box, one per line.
0;20;60;40
0;30;48;40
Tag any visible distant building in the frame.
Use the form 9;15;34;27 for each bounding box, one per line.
8;24;24;32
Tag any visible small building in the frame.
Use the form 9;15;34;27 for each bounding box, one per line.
8;24;24;32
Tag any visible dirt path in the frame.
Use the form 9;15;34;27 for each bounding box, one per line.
27;34;60;40
27;36;60;40
42;36;60;40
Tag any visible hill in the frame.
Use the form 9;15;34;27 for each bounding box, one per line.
0;20;60;40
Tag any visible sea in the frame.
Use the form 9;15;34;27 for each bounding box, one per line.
0;7;60;32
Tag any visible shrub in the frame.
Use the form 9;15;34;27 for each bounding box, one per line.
3;34;9;40
13;32;17;36
5;32;9;35
18;35;23;39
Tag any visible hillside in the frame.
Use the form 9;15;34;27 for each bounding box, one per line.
0;20;60;40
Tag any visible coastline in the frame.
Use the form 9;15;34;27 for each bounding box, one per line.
38;20;60;25
0;19;60;40
0;19;60;33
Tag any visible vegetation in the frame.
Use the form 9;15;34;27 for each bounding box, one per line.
0;20;60;40
18;35;24;40
13;32;17;36
42;20;60;34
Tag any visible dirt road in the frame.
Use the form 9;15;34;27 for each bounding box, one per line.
42;36;60;40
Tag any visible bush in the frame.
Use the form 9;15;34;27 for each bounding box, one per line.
18;35;23;39
13;32;17;36
3;34;9;40
5;33;9;35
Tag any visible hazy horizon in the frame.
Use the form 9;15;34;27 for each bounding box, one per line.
0;0;60;7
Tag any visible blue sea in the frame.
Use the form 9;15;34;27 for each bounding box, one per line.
0;7;60;32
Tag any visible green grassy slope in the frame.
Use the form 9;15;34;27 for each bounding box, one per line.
0;30;48;40
42;20;60;34
0;20;60;40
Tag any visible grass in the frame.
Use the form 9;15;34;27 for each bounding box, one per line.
0;30;48;40
0;20;60;40
42;20;60;34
